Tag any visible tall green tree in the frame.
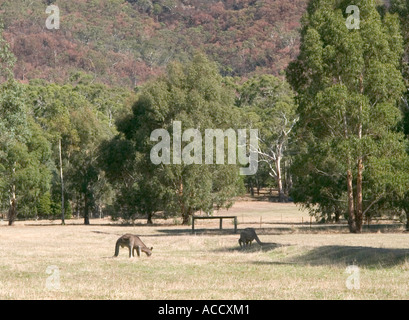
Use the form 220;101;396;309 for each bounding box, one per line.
0;81;53;224
67;105;114;224
100;53;245;224
0;29;55;224
287;0;409;232
27;81;128;224
0;30;28;224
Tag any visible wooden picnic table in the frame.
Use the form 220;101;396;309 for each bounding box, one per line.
191;215;238;234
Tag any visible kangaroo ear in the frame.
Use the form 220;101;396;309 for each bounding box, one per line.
150;247;153;250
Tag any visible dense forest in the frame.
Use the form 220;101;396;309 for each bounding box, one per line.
0;0;307;87
0;0;308;225
2;0;409;234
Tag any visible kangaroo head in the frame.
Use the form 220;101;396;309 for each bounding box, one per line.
145;247;153;257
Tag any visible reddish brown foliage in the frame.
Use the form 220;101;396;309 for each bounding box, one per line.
2;0;308;87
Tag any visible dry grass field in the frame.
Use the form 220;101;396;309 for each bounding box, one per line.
1;199;409;300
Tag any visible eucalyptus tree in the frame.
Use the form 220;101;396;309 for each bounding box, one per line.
236;75;298;201
287;0;409;232
0;30;53;224
27;81;123;224
100;53;245;224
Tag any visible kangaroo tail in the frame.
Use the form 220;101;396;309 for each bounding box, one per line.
114;239;120;257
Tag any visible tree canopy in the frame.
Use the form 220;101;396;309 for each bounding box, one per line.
99;53;245;224
287;0;409;232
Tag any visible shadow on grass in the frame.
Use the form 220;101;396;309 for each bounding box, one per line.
156;228;238;236
214;242;289;253
255;245;409;268
296;245;409;267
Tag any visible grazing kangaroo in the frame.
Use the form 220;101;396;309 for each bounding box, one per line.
238;228;262;248
114;234;153;258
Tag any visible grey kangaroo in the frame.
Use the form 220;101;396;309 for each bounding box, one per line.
114;234;153;258
238;228;262;248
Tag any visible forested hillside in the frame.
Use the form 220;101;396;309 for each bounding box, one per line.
0;0;307;88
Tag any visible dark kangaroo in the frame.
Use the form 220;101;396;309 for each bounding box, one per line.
114;234;153;258
238;228;262;248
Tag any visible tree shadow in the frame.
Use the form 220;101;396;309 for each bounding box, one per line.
156;228;238;236
214;242;289;253
285;245;409;268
